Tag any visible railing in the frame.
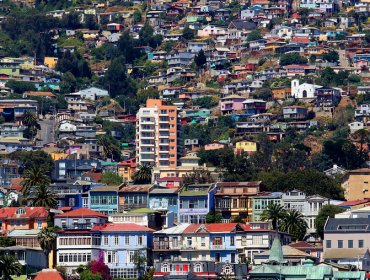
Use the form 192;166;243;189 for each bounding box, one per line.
211;244;225;249
170;271;188;275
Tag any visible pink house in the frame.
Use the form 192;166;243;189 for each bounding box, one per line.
204;142;226;151
220;95;246;115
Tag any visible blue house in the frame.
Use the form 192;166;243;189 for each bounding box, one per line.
92;223;154;279
149;186;179;225
54;159;101;180
178;183;216;224
50;182;92;209
88;185;119;215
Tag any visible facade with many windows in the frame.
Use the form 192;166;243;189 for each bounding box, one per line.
56;222;154;277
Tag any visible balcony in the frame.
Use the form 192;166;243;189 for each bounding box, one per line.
153;241;181;251
170;272;188;276
211;244;225;250
181;246;197;251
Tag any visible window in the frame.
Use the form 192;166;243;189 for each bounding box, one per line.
231;253;236;263
326;240;331;248
338;240;343;248
213;237;222;246
187;237;192;246
359;240;364;248
16;208;25;215
37;219;42;229
348;240;353;248
162;263;169;272
105;251;117;263
138;235;143;246
128;251;135;263
194;263;202;272
114;236;119;246
125;236;130;245
201;237;206;246
215;252;221;262
230;236;235;246
103;236;109;246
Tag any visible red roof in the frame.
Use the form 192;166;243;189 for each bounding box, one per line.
285;64;311;69
118;157;137;168
92;223;155;232
154;272;169;276
0;207;48;219
338;199;370;207
291;36;310;43
82;170;103;182
35;269;64;280
10;178;22;192
292;12;301;19
55;208;108;218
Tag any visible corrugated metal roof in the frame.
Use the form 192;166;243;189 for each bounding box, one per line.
155;223;190;234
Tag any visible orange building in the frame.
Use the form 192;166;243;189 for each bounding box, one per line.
136;99;178;168
0;207;49;233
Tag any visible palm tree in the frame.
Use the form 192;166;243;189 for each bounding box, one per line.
280;209;308;241
21;165;51;197
133;165;153;184
29;185;57;208
261;203;287;230
0;254;22;280
22;111;40;142
38;228;56;269
97;135;114;159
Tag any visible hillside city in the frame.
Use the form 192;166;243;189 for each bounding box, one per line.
1;0;370;279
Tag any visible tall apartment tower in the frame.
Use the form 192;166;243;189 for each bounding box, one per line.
136;99;178;168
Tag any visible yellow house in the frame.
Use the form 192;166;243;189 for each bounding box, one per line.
235;141;257;154
44;57;58;69
117;158;136;182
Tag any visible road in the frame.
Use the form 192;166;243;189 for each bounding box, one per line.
37;118;55;146
338;49;350;68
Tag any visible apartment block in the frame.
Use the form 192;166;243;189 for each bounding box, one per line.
136;99;178;168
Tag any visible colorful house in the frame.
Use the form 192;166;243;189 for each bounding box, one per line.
0;207;48;233
220;95;246;116
91;223;154;279
178;184;216;224
235;141;257;154
117;158;136;182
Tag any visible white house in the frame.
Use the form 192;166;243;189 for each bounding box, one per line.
197;25;227;37
348;121;364;134
59;121;77;132
291;79;322;99
77;87;109;101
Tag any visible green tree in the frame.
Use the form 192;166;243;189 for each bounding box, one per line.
22;110;40;142
182;25;195;40
182;168;214;186
80;270;103;280
29;185;57;208
0;254;22;280
10;150;53;176
102;172;123;185
205;209;223;223
247;30;262;42
194;49;207;68
261;203;286;230
38;227;56;269
0;237;15;247
103;56;137;98
322;50;339;63
133;165;152;184
316;205;344;239
60;71;77;94
279;53;308;66
133;11;142;23
5;80;36;94
21;165;51;197
280;209;308;241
